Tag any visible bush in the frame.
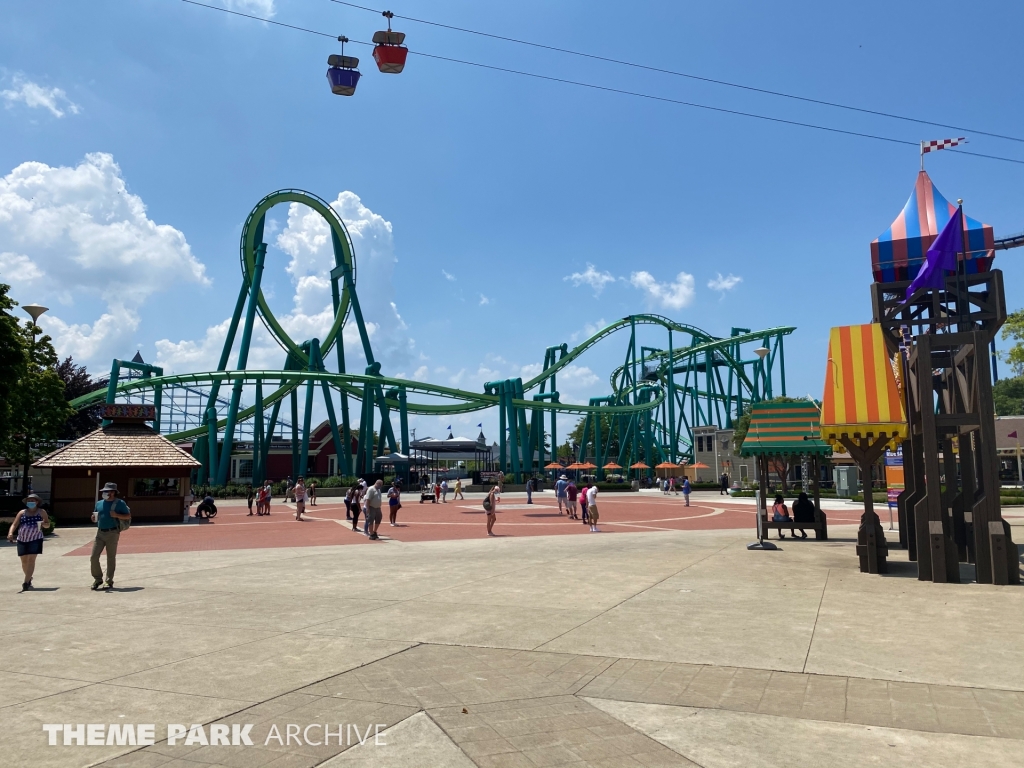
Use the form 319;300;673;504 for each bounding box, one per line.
595;482;633;492
43;514;56;536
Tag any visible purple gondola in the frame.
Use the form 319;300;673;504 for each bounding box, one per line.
327;37;360;97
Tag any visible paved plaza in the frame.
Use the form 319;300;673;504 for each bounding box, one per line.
1;491;1023;768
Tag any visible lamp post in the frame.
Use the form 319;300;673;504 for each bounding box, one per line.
753;346;770;400
20;304;48;494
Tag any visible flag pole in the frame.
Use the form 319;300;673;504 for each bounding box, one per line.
956;199;968;331
920;141;925;171
1017;439;1022;488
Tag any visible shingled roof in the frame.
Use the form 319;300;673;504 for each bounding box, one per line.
33;423;200;468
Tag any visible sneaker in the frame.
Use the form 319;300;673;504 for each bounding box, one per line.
91;579;103;591
369;533;379;540
105;581;114;590
21;582;29;591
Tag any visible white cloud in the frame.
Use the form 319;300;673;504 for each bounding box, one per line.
564;263;616;295
223;0;275;17
1;74;80;118
570;318;608;343
442;269;456;281
708;273;742;292
479;294;490;306
0;251;44;283
629;270;695;311
156;190;412;376
0;153;208;366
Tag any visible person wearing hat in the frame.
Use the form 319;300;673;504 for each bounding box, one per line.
7;493;49;591
90;482;131;590
554;474;569;515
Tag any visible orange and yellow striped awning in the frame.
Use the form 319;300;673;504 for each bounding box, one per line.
821;323;907;449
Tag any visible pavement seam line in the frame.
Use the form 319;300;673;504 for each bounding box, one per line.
802;567;830;674
530;538;737;651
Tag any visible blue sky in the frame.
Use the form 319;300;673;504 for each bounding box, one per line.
2;0;1024;441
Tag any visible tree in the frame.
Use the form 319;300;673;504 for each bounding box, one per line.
993;376;1024;416
56;356;105;439
1000;310;1024;375
1;320;74;492
0;284;28;453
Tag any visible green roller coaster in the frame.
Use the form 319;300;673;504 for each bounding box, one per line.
69;190;793;484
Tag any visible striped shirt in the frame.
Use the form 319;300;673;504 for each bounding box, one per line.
16;511;43;543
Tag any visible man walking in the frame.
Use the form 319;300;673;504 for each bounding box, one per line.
526;476;534;505
682;477;691;506
554;474;568;515
91;482;130;590
364;479;384;540
587;483;600;532
720;472;730;495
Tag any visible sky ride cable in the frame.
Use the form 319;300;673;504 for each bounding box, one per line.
325;0;1024;145
178;1;1024;166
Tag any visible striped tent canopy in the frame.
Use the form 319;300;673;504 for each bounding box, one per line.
821;324;907;450
870;170;994;283
739;401;831;457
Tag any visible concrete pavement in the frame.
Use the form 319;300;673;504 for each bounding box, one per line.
0;509;1021;767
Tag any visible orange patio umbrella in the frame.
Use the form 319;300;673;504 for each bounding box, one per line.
602;462;623;470
564;462;584;470
579;462;598;470
543;462;563;469
629;462;650;469
692;462;710;469
654;462;679;469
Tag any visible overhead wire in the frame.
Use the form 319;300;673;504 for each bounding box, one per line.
327;0;1024;145
180;1;1024;166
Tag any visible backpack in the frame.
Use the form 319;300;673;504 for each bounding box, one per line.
482;496;493;512
117;501;132;531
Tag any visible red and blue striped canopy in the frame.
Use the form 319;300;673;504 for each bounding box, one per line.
870;171;994;283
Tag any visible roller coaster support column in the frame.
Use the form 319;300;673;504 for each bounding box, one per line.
299;340;319;479
206;407;219;487
667;330;676;463
485;380;508;475
290;389;300;479
329;245;353;477
311;340;345;477
252;379;264;485
216;242;267;486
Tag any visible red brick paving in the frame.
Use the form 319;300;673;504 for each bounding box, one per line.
64;495;867;556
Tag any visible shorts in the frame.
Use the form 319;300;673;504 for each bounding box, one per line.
588;505;599;523
365;507;383;526
295;501;305;513
567;500;578;512
17;539;43;556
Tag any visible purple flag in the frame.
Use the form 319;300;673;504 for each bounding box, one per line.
905;207;963;299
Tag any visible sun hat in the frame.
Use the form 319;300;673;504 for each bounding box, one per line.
559;474;568;480
101;482;118;493
23;493;42;502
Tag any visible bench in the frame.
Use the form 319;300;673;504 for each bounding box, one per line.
760;510;828;540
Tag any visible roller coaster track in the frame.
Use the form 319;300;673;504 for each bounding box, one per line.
70;189;791;484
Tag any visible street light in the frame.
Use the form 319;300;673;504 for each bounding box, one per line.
19;304;48;494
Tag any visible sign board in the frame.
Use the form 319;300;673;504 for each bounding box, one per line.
884;449;904;508
479;471;504;484
102;404;156;420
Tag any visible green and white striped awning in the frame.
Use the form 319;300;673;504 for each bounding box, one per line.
740;401;832;457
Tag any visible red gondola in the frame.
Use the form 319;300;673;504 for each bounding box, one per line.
327;36;360;96
372;11;407;74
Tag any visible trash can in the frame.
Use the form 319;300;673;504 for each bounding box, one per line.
835;466;858;498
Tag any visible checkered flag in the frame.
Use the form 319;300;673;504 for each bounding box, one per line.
921;137;967;154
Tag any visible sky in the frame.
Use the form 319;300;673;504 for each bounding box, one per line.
2;0;1024;444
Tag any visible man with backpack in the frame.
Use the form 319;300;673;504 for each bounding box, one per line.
90;482;131;590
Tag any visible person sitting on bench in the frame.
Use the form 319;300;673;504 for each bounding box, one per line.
791;491;815;539
771;494;792;539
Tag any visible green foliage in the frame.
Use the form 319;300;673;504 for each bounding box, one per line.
993;376;1024;416
1000;309;1024;375
0;316;74;478
0;284;28;453
56;356;104;439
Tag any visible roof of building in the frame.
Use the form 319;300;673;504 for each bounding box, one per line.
33;423;201;468
740;401;832;457
870;171;994;283
820;323;907;451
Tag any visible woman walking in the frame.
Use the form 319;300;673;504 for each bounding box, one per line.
349;484;362;531
453;477;464;500
293;477;307;521
484;484;500;536
7;493;49;591
309;481;317;507
388;481;402;526
579;481;589;525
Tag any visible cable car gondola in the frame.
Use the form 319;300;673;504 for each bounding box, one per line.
372;11;408;74
327;36;361;96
